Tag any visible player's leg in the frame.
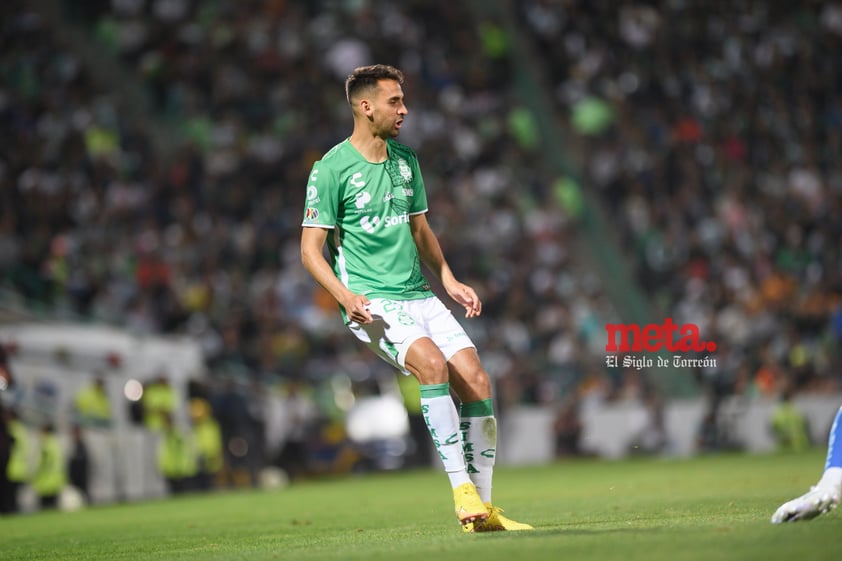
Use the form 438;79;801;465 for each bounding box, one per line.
346;299;486;527
447;348;533;531
403;338;487;527
447;348;493;501
771;404;842;523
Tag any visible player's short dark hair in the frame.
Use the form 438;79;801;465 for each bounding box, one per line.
345;64;404;105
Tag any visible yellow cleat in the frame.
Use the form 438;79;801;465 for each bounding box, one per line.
473;503;534;532
453;483;489;528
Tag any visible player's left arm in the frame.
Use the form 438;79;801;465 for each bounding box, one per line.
410;213;481;318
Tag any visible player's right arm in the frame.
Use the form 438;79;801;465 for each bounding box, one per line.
300;226;373;324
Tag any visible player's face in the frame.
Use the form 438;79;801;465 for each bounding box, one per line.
370;79;407;138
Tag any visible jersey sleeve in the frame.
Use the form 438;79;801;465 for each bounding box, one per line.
301;160;338;228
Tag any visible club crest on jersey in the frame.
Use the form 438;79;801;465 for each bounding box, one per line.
398;158;412;183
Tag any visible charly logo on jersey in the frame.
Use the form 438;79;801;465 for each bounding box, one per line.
350;172;366;188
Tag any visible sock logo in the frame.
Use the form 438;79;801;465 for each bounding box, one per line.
439;432;459;447
461;418;496;474
430;432;459;462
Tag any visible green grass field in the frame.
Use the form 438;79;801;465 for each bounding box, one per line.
3;449;841;561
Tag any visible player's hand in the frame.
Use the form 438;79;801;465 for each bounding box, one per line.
446;281;482;319
344;294;373;324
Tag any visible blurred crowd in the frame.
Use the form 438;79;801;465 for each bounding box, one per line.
1;0;613;414
1;359;368;513
515;0;842;403
1;0;841;470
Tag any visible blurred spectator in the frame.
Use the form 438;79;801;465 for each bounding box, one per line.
274;378;319;481
752;346;785;397
0;345;15;513
245;378;269;477
628;394;669;456
0;399;13;514
33;423;66;510
770;388;811;453
141;375;176;432
189;397;223;491
696;408;723;454
307;419;360;478
157;413;197;495
212;379;259;487
553;396;584;458
5;407;30;513
0;345;14;392
73;374;112;428
67;423;91;504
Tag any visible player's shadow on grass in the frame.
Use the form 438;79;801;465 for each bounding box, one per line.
469;525;667;537
543;526;666;536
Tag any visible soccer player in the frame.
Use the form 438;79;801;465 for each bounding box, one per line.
300;64;532;532
771;404;842;523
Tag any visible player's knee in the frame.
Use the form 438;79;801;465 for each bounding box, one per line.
462;366;492;394
470;370;492;394
426;354;449;380
413;354;449;385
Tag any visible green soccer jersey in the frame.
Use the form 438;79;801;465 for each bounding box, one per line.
302;138;434;310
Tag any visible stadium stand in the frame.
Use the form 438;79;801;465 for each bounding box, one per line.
1;1;840;492
512;0;842;398
2;0;621;406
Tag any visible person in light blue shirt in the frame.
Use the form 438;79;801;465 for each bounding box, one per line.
771;405;842;523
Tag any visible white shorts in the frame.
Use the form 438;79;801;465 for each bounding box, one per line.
347;296;475;375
